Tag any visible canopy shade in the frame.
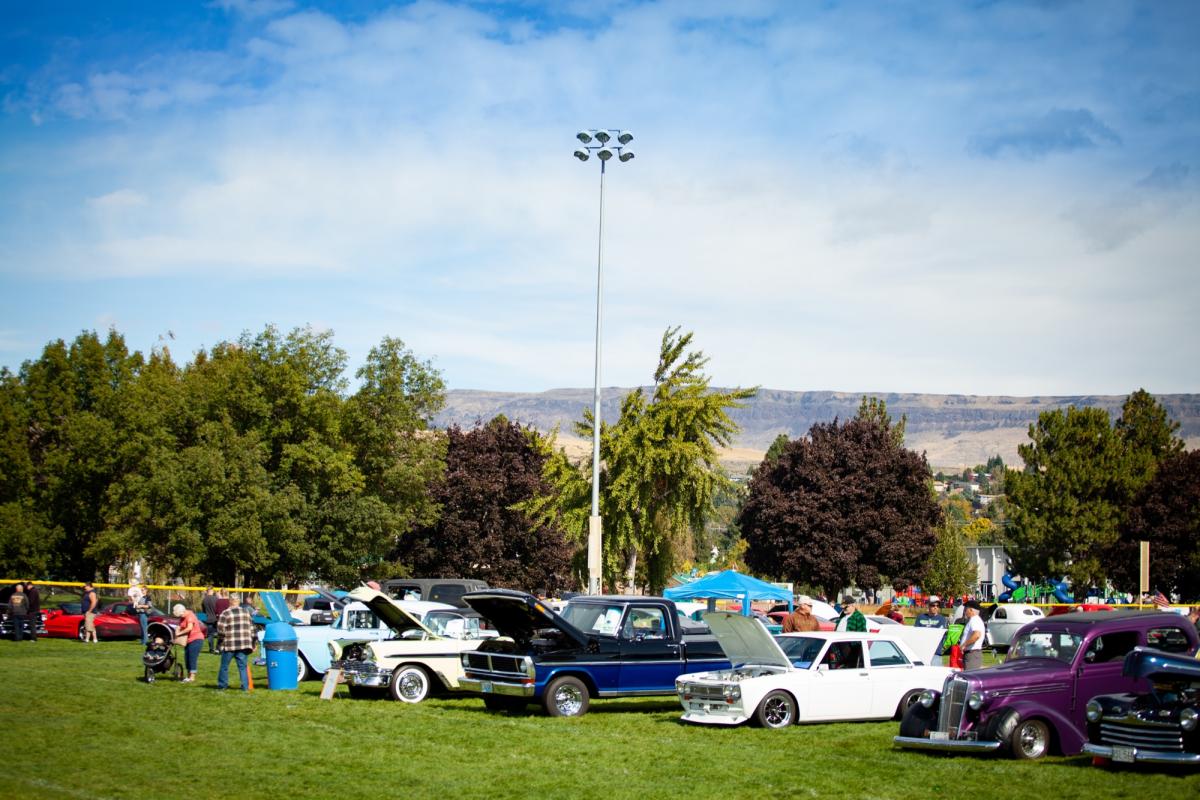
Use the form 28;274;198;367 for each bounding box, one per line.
664;570;792;616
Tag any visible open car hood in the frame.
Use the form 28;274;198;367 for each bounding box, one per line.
463;589;589;649
1123;646;1200;682
704;611;792;670
347;587;439;639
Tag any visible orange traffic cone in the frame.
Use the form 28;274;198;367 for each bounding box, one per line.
247;665;254;692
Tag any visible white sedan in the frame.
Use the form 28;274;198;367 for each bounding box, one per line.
984;603;1045;651
676;613;954;728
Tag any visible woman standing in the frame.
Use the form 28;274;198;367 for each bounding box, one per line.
172;603;205;683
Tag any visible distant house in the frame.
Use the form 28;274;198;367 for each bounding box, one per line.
966;545;1010;601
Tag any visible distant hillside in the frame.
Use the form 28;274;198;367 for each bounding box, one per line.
434;389;1200;471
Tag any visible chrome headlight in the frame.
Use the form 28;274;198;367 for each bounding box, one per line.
919;690;937;708
967;691;984;711
1085;700;1103;723
1181;707;1198;731
722;685;741;703
461;653;470;668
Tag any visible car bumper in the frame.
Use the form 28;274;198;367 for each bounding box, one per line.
893;735;1002;752
459;677;535;698
334;663;391;688
1083;743;1200;765
679;709;748;726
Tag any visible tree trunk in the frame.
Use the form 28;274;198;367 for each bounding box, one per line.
624;548;638;594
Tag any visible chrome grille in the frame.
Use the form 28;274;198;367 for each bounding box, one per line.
684;684;728;701
1099;720;1184;751
937;677;969;736
464;651;525;675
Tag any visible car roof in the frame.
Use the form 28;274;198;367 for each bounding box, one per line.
1030;610;1182;626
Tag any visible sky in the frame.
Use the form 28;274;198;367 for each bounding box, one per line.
1;0;1197;396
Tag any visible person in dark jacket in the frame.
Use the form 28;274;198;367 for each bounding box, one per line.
202;587;219;653
23;582;40;641
8;584;29;641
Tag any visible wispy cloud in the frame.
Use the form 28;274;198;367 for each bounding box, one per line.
968;108;1121;160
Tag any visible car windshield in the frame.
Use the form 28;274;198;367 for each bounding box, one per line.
776;636;824;668
560;603;624;637
425;611;482;639
1007;630;1084;663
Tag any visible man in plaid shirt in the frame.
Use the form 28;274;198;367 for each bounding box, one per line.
216;594;255;691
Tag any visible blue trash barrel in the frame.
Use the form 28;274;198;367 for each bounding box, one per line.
263;621;298;690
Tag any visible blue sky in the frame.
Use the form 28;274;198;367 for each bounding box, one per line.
1;0;1196;395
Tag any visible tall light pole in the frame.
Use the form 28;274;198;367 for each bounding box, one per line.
574;128;635;595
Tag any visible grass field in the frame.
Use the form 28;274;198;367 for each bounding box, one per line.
4;637;1196;800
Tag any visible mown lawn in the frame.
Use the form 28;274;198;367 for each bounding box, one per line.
3;638;1196;800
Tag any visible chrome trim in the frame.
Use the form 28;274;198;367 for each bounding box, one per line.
1083;743;1200;765
458;677;534;697
936;677;970;737
1096;718;1185;751
893;736;1002;752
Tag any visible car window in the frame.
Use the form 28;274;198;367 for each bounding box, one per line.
621;606;667;640
1024;608;1043;617
561;604;624;637
344;609;380;630
994;608;1007;620
777;636;824;667
1146;626;1193;654
822;641;864;670
1008;630;1083;663
1082;631;1137;664
429;584;470;605
867;640;910;668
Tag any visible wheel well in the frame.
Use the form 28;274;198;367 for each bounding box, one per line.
544;670;597;697
395;662;448;691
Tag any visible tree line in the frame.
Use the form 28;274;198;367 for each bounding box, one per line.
1;324;1194;600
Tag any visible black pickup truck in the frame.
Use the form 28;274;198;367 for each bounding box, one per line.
459;589;729;717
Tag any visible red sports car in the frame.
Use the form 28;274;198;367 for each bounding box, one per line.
43;601;171;640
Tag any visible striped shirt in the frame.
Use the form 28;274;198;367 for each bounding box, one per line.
217;605;256;652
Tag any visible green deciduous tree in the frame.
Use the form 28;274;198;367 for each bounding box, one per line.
923;523;976;601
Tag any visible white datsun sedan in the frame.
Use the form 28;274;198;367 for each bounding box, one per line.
676;613;954;729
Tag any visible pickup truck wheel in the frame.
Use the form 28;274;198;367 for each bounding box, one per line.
895;689;924;720
544;676;589;717
389;665;433;704
754;690;796;729
1009;719;1050;760
483;695;526;713
898;700;936;738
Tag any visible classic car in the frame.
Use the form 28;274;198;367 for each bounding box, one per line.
984;603;1045;652
894;611;1200;759
329;587;488;702
380;578;489;608
290;588;349;625
1083;647;1200;766
676;613;954;728
43;602;171;640
295;596;452;681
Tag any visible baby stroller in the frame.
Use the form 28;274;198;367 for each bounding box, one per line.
142;621;184;682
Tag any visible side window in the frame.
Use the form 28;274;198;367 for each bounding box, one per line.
621;606;667;640
867;640;909;668
1146;627;1193;654
1083;631;1138;664
346;610;379;630
429;585;468;606
822;641;864;670
994;608;1007;620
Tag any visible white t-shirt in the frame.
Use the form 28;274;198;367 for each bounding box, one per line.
962;614;985;651
128;585;146;609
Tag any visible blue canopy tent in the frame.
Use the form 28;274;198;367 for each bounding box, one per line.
664;570;792;616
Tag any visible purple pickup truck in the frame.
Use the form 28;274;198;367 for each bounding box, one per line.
893;610;1199;759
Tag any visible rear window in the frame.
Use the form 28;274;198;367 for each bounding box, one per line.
1146;626;1193;654
429;584;472;605
1083;631;1137;664
868;640;910;667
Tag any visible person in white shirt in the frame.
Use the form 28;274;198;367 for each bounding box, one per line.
960;599;986;671
127;579;149;645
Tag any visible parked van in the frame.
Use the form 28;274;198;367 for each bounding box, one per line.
380;578;489;608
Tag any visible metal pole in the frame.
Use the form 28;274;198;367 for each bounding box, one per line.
588;159;606;596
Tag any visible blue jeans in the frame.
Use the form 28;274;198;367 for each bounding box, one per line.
137;612;148;644
185;639;202;674
217;650;249;690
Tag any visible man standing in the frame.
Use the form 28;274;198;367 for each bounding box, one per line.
960;600;986;671
835;596;867;632
81;582;99;644
202;587;219;653
216;594;254;691
23;582;40;642
1187;606;1200;638
127;578;149;645
783;596;822;633
8;584;28;641
914;598;949;630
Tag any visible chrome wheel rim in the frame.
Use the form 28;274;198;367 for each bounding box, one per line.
1018;723;1047;758
397;670;427;702
764;695;792;727
553;684;584;716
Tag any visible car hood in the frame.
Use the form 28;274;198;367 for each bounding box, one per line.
704;611;792;670
463;589;589;649
1123;646;1200;682
964;656;1071;687
347;587;440;639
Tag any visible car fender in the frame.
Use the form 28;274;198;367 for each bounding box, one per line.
984;700;1081;754
538;667;599;698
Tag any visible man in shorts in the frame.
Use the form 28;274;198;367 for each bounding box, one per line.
82;581;99;643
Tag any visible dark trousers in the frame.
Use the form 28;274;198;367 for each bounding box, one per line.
137;612;148;644
11;615;26;642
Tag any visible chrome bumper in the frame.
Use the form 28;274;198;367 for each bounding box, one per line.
893;735;1002;752
1083;743;1200;765
459;677;535;698
334;662;390;688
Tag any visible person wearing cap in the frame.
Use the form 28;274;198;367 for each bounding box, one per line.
915;598;949;630
960;599;986;671
172;603;204;683
835;596;867;632
783;596;821;633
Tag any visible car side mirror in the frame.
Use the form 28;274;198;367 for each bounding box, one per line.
1084;649;1097;663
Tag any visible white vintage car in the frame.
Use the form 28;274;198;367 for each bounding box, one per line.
985;603;1045;652
329;587;494;703
675;613;955;728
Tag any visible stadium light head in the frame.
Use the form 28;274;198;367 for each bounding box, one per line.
617;130;633;145
574;148;590;162
576;130;593;144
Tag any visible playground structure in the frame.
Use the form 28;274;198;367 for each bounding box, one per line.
997;573;1072;603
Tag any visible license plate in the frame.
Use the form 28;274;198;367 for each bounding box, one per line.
1112;746;1135;763
481;681;493;693
929;731;949;741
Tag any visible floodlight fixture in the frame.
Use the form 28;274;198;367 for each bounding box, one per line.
597;147;613;161
574;148;590;162
594;130;611;144
618;150;635;162
617;130;633;145
576;130;593;144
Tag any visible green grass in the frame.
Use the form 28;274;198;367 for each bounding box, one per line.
3;638;1197;800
